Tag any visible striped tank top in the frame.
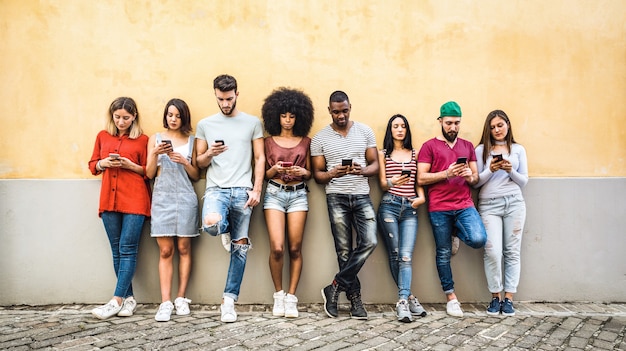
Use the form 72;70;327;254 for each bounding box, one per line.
385;149;417;198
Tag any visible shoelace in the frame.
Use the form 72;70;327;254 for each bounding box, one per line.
350;294;364;309
330;286;340;303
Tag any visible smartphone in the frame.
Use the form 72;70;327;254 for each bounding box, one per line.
162;140;172;147
401;169;411;177
281;161;293;167
456;157;468;164
493;154;503;162
215;140;224;145
109;153;120;159
342;159;352;166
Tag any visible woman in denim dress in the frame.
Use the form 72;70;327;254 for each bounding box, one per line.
146;98;200;322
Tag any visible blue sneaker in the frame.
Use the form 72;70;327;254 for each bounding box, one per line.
501;298;515;316
486;297;501;316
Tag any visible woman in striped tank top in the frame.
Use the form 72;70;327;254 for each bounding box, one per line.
376;114;427;323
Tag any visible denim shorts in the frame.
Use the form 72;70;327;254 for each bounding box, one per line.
263;182;308;213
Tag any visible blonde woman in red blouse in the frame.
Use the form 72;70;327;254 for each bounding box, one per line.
88;97;150;320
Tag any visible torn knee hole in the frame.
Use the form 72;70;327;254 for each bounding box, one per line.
401;256;411;262
203;213;222;226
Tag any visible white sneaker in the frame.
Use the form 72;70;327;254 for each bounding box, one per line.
284;294;299;318
174;297;191;316
446;299;464;317
155;301;174;322
272;290;285;316
221;233;231;252
91;299;122;320
117;296;137;317
221;296;237;323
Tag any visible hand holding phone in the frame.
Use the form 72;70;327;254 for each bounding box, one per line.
215;140;224;146
281;161;293;168
401;169;411;177
456;157;468;165
342;159;353;167
493;154;503;162
109;153;120;160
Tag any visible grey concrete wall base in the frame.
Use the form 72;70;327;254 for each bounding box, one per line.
0;178;624;305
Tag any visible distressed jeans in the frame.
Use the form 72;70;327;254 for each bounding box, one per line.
479;194;526;294
101;212;146;298
429;207;487;294
202;187;253;301
377;193;418;301
326;194;378;295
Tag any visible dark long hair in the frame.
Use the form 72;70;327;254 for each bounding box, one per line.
383;114;413;157
478;110;517;163
162;98;193;134
262;87;314;137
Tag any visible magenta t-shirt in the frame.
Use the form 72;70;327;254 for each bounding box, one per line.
417;137;477;212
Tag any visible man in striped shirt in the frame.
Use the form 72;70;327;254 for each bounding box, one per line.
311;91;379;320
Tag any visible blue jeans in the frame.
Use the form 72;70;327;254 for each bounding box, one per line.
479;194;526;294
429;207;487;294
101;212;146;298
202;187;253;301
377;193;418;300
326;194;377;295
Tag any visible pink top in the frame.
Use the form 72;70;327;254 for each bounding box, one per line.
417;137;477;212
264;136;311;183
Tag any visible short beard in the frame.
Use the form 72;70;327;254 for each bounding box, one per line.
442;127;457;142
220;100;237;116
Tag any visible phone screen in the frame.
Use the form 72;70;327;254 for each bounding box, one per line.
401;170;411;177
281;162;293;167
456;157;467;164
342;159;352;166
493;154;503;162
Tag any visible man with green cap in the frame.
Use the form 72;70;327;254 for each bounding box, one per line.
416;101;487;317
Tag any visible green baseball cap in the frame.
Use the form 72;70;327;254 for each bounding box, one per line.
438;101;462;118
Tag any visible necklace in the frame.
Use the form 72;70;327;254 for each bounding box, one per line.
494;140;506;145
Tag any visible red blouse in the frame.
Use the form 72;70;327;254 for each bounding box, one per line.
89;130;151;217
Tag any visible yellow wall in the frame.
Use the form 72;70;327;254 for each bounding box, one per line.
1;0;625;178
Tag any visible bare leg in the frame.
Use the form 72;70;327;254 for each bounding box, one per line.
157;237;175;302
286;211;307;295
265;209;286;292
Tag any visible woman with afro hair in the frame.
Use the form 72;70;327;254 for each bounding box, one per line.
261;87;314;318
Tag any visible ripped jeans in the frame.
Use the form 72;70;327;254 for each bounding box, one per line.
479;194;526;294
377;193;418;301
202;187;253;301
326;193;377;296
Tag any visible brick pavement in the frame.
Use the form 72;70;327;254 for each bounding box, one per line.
1;302;625;350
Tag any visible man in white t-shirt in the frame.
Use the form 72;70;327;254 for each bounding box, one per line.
196;74;265;323
311;90;379;320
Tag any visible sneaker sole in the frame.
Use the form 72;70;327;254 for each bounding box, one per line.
350;314;368;320
411;311;427;317
502;311;515;316
155;316;171;322
398;316;412;323
320;288;338;318
272;311;285;317
284;312;298;318
486;310;501;316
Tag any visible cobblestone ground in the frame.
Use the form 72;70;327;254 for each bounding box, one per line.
1;303;625;350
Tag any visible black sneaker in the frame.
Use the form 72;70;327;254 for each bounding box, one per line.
347;292;368;320
321;283;340;318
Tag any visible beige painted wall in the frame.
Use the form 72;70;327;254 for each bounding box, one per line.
1;0;625;178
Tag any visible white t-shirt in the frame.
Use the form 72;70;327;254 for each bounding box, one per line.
196;112;263;189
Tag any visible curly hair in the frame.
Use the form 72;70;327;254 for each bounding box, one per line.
262;87;314;137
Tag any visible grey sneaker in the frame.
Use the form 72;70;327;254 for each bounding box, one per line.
408;295;427;317
321;282;340;318
117;296;137;317
396;300;413;323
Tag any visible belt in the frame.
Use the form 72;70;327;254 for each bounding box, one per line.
268;179;307;192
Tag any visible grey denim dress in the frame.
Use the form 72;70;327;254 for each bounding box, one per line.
150;134;199;237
